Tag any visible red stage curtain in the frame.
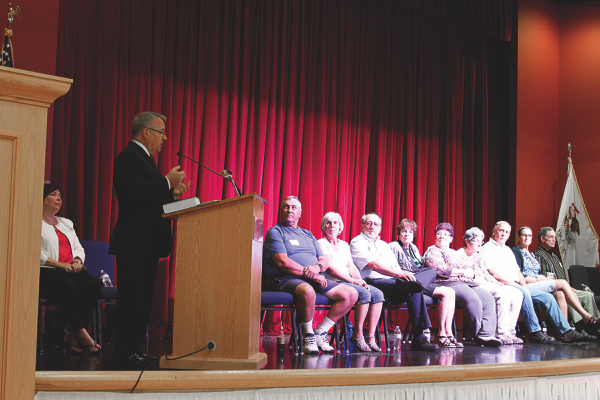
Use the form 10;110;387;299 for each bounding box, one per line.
51;0;513;336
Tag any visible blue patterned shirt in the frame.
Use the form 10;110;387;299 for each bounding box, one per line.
517;248;541;278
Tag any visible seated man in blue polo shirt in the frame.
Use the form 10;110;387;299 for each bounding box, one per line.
263;196;358;354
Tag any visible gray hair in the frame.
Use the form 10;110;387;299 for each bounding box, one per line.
538;226;554;240
280;196;301;210
361;212;381;224
464;227;485;243
131;112;166;138
321;212;344;235
493;220;510;230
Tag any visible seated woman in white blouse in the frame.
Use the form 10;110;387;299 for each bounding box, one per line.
318;212;384;352
40;183;102;353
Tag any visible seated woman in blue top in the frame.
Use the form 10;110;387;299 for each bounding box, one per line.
512;226;597;330
318;212;384;352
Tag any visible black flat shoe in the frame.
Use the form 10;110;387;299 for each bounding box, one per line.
115;353;154;370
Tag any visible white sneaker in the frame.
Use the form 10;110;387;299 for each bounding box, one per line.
508;334;523;344
303;333;319;354
315;331;335;352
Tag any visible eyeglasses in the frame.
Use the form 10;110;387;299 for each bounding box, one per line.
363;221;381;227
146;127;166;136
435;233;452;238
520;234;532;238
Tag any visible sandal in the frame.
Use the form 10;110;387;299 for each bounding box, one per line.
364;335;381;352
350;336;372;352
79;341;102;354
435;335;455;347
447;336;464;348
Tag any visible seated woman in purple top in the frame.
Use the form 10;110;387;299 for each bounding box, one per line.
318;212;384;352
389;219;458;348
423;222;502;347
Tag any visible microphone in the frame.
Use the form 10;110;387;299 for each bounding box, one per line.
177;152;243;196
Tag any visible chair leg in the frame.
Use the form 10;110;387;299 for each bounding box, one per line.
382;305;390;352
404;318;412;342
38;300;44;354
95;302;103;346
291;309;299;355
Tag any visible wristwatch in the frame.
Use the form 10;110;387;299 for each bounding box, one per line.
318;263;323;272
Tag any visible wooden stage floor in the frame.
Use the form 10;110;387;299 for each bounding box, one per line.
35;333;600;372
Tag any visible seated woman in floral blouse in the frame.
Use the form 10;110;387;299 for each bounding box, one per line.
389;219;458;347
423;222;502;347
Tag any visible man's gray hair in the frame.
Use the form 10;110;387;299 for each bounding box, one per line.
321;212;344;235
280;195;301;210
538;226;555;240
464;227;485;243
361;212;381;224
494;221;510;230
132;111;166;138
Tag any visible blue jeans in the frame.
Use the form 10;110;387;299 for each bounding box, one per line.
511;284;571;334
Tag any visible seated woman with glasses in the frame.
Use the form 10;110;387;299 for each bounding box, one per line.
423;223;502;347
317;212;384;352
389;219;459;347
512;226;599;335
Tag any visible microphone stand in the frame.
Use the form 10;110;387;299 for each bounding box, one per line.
177;152;243;197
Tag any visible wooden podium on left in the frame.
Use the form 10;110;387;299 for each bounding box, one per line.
0;67;72;399
160;194;267;370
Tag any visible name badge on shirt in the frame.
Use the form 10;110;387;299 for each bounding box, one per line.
289;239;300;245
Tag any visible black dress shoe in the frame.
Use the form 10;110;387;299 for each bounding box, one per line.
410;334;439;351
115;353;154;370
135;351;159;362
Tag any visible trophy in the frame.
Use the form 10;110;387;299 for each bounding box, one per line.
2;3;21;68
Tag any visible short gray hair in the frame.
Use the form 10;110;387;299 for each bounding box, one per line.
280;196;301;210
321;212;344;235
132;112;166;138
538;227;554;240
493;221;510;230
464;227;485;243
361;212;381;224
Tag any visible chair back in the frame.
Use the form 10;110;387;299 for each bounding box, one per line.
568;265;589;291
80;240;114;282
586;266;600;295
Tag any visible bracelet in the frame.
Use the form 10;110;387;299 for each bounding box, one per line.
74;259;82;265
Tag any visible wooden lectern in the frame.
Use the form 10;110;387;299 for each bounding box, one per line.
0;67;71;399
160;193;267;370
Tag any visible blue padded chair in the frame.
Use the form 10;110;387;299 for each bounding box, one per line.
80;240;118;346
261;291;299;354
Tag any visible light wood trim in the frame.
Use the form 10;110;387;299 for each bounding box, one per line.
0;66;72;107
0;68;72;400
163;193;266;219
35;358;600;392
163;193;266;370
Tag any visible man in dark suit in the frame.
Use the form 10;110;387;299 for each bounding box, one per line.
110;111;189;369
